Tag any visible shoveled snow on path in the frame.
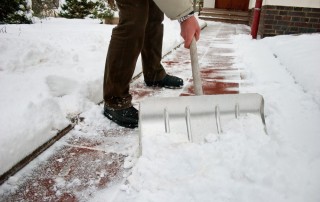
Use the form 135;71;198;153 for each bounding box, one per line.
92;30;320;202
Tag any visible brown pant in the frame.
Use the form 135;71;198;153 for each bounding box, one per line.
103;0;166;109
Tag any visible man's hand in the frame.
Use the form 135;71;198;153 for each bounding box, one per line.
180;16;201;49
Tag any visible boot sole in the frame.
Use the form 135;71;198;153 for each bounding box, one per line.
145;84;183;89
103;111;138;129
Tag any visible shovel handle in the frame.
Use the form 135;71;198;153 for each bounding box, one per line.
190;38;203;95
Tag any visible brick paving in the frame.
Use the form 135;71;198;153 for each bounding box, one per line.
0;22;250;201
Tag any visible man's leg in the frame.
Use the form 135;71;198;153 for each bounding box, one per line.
104;0;148;110
103;0;148;128
141;0;165;82
142;0;183;88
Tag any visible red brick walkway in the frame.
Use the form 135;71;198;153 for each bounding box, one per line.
0;22;250;201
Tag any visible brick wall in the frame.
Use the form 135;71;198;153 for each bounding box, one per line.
250;5;320;37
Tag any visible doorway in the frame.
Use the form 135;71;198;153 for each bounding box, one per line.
215;0;250;11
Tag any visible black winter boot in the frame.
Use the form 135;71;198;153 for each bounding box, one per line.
104;106;138;128
145;74;183;89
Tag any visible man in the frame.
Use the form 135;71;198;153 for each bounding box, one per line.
103;0;201;128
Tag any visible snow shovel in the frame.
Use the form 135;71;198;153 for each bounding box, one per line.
139;38;267;154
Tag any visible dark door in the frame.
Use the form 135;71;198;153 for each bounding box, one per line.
215;0;249;11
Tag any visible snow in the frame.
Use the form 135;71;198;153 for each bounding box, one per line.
1;16;320;201
0;17;184;176
263;34;320;105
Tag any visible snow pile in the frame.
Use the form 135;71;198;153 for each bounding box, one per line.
118;116;274;202
234;34;320;156
263;34;320;105
0;17;185;176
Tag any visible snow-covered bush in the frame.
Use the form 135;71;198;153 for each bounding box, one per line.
59;0;114;19
0;0;32;24
32;0;59;17
92;1;114;19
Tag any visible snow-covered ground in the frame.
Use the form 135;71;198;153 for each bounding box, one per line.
0;17;185;176
0;16;320;202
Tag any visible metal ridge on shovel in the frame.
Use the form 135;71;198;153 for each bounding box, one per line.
139;38;267;156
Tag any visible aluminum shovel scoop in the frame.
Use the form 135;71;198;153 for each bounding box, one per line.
139;38;267;154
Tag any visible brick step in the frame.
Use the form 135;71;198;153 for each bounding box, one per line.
200;11;249;18
200;13;249;21
201;8;250;17
199;8;249;25
199;16;249;25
